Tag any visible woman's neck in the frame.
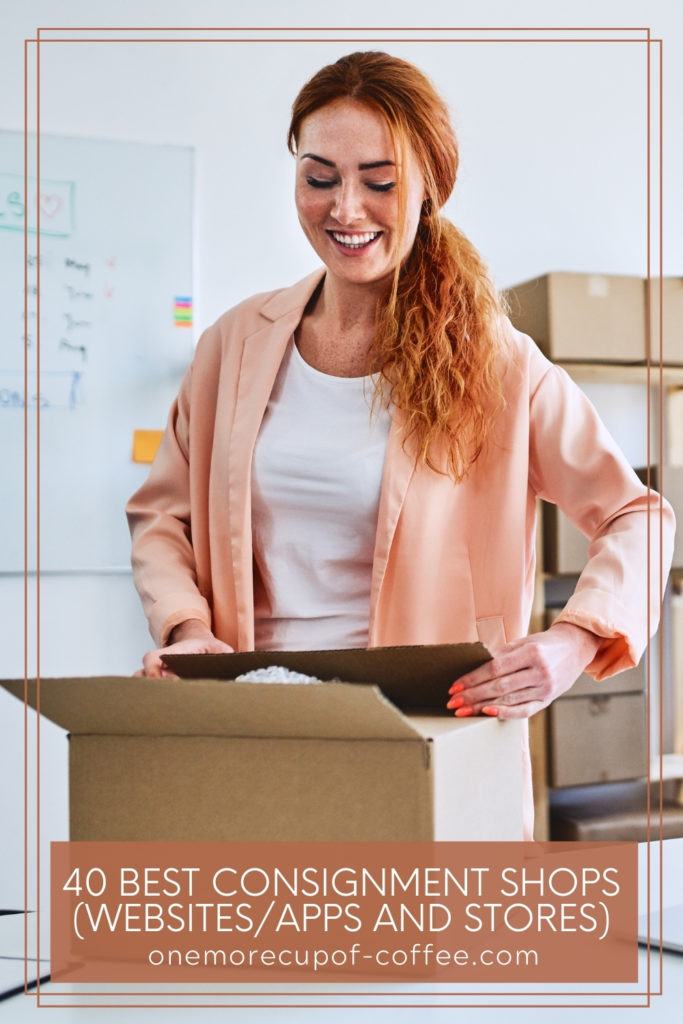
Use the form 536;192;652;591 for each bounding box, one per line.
295;270;392;377
310;270;391;333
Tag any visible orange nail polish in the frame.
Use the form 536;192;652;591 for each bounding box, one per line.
482;706;499;716
448;682;465;695
446;696;465;710
454;707;475;717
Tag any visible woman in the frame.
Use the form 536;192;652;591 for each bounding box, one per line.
126;51;676;841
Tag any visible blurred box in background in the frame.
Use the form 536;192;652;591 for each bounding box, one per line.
542;502;589;576
505;272;646;362
673;588;683;798
544;609;646;788
653;278;683;366
505;272;683;365
550;778;683;841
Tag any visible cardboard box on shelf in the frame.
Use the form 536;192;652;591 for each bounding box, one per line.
550;779;683;841
548;692;646;788
542;501;589;576
505;272;683;365
667;387;683;464
543;609;646;788
652;277;683;366
504;272;646;362
673;588;683;786
0;643;527;843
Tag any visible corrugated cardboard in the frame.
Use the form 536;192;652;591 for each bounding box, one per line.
550;779;683;841
0;643;527;842
542;501;589;576
674;589;683;756
652;277;683;365
544;610;646;787
548;692;646;788
544;608;647;786
504;272;646;362
164;642;491;710
667;387;683;463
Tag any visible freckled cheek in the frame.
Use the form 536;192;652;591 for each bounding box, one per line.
296;189;329;228
376;194;397;231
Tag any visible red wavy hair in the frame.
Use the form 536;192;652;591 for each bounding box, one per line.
287;50;509;481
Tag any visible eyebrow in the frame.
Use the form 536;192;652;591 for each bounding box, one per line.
301;152;395;171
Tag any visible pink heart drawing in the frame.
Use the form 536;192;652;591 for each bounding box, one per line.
40;193;62;218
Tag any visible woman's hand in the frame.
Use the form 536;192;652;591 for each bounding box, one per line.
446;622;604;719
134;619;234;679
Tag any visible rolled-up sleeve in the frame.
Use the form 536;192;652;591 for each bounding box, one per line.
528;361;676;680
125;358;212;648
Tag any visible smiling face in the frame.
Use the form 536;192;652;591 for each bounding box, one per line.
294;98;426;286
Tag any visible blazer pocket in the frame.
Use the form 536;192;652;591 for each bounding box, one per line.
476;614;507;653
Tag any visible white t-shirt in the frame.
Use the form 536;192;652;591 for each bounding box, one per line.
251;334;393;651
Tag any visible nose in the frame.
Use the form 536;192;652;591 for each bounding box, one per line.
330;181;366;226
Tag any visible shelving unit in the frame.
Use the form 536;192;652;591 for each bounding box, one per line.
530;362;682;841
557;362;683;386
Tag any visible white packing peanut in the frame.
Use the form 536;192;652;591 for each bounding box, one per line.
234;665;321;684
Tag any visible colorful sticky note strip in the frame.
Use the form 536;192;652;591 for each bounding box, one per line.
132;429;163;464
174;295;192;327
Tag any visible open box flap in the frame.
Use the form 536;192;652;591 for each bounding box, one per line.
164;642;491;712
0;676;424;741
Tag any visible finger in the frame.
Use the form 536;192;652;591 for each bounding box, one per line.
496;686;544;706
142;651;165;678
485;700;546;720
450;685;544;717
448;670;541;710
133;668;145;678
449;645;531;693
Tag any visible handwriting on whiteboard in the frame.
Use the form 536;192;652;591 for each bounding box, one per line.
0;173;74;237
8;242;119;407
0;370;84;410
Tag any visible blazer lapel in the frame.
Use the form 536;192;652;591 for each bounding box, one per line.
228;265;417;652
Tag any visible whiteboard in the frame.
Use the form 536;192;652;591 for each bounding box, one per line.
0;130;194;572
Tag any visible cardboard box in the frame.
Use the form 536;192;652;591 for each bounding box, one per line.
548;692;646;788
542;501;589;576
0;643;527;842
506;272;683;364
550;779;683;841
667;387;683;464
543;611;646;787
504;272;646;362
674;588;683;746
651;277;683;365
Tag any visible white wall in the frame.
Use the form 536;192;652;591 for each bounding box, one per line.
1;0;681;910
2;1;681;328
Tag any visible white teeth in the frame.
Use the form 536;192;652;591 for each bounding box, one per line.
331;231;380;247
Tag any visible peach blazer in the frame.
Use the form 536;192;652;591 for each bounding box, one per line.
126;266;676;841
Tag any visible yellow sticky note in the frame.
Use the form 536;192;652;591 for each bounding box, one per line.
132;429;163;464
